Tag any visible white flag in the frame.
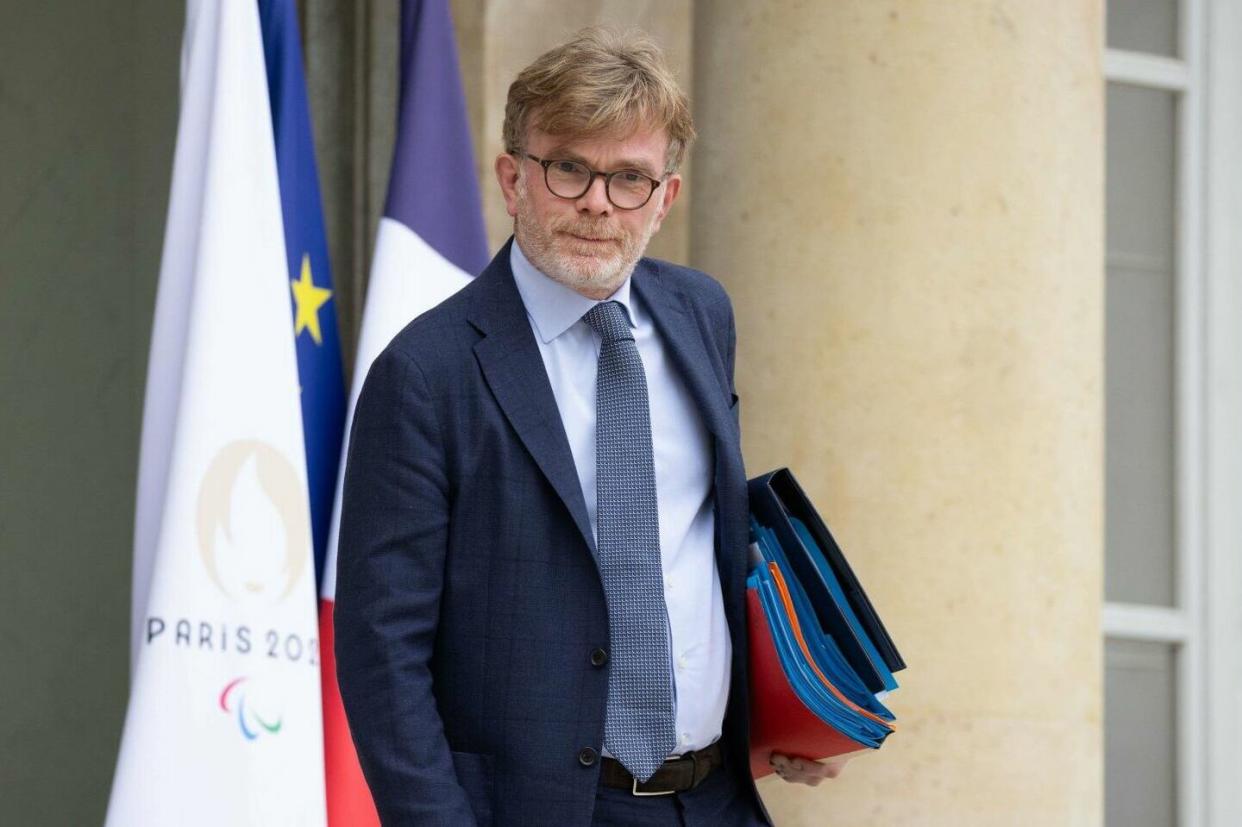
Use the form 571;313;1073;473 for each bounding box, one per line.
108;2;326;824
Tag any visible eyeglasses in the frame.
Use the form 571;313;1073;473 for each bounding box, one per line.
514;152;663;210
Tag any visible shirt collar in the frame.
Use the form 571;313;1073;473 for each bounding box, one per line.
509;237;637;344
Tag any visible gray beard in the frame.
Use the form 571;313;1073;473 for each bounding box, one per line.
513;176;657;298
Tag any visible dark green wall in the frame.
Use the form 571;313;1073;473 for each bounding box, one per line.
0;2;181;822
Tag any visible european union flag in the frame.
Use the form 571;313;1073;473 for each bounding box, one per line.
259;0;347;586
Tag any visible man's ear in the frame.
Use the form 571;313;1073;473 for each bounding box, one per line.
495;153;521;218
650;173;682;234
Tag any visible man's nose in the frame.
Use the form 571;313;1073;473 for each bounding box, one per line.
575;174;613;215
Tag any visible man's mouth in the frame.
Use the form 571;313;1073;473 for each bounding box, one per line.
565;232;615;244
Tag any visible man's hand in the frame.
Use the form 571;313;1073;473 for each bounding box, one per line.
769;752;854;786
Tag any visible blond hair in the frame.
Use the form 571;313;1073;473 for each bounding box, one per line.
503;27;696;174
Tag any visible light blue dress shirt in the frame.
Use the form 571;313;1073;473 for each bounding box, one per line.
509;239;732;757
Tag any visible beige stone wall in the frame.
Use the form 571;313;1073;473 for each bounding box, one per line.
690;2;1104;824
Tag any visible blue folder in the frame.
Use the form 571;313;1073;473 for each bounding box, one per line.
750;519;894;721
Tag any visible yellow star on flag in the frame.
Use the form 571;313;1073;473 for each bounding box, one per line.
290;253;332;345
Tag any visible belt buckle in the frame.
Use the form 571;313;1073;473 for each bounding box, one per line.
631;776;676;797
630;751;696;797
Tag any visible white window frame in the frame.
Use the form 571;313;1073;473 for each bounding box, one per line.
1103;1;1242;825
1102;0;1203;824
1201;1;1242;823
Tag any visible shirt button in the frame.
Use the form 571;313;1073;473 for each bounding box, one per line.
676;654;688;670
590;647;609;667
664;577;672;591
578;747;599;767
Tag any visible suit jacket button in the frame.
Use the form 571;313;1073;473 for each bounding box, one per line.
578;747;599;767
590;647;609;667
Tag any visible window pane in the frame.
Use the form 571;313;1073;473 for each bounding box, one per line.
1107;0;1179;57
1105;82;1177;606
1105;639;1177;827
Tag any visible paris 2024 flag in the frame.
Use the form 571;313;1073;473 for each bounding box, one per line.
107;2;326;825
317;1;489;824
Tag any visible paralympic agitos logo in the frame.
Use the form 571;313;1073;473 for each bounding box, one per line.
219;676;283;740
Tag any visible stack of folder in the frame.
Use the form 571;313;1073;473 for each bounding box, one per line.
746;468;906;778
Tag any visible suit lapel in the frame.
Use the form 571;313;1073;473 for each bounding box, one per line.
631;263;734;445
633;263;746;622
468;240;598;557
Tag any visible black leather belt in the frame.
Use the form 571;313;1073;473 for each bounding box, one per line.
598;741;723;796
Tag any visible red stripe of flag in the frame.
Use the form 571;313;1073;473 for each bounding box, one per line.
319;599;380;826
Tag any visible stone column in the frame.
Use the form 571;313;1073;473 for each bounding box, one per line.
691;3;1103;824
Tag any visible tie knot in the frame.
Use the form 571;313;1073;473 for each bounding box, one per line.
582;301;633;345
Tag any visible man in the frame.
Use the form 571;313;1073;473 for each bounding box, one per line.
335;27;846;826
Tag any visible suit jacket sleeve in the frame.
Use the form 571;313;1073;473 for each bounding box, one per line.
334;345;476;826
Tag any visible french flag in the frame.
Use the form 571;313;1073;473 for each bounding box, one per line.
318;1;489;823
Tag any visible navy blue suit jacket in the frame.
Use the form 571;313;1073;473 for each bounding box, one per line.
335;238;768;826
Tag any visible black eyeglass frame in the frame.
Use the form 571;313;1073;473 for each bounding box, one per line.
513;151;664;210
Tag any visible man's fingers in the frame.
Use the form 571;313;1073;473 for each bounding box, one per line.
769;754;847;785
789;758;830;777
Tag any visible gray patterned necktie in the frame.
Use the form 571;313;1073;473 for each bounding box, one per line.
582;300;676;782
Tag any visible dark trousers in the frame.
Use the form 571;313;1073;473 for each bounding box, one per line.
590;757;769;827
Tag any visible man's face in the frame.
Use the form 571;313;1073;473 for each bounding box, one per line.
495;124;682;300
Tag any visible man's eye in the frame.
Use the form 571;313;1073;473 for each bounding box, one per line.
619;172;644;183
554;161;582;174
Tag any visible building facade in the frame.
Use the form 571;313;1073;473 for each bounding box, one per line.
4;1;1242;824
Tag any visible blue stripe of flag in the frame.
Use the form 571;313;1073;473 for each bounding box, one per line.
259;0;347;587
385;0;490;276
